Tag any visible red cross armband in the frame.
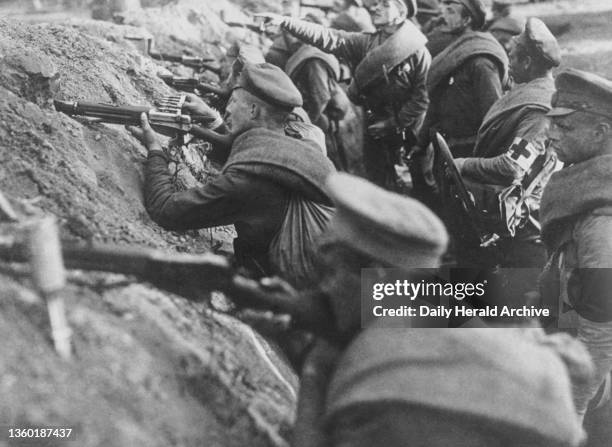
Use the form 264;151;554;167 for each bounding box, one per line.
504;137;539;171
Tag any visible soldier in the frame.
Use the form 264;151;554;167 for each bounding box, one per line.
317;326;587;447
488;16;523;54
416;0;442;32
416;0;509;158
330;0;375;32
283;173;587;447
264;0;301;69
128;63;336;288
485;0;523;53
487;0;514;25
256;0;431;190
283;16;364;173
450;18;561;274
541;68;612;424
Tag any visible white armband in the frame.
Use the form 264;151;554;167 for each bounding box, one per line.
504;137;539;171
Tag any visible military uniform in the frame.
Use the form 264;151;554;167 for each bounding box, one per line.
487;16;523;53
451;18;562;271
277;2;431;189
541;69;612;419
291;174;586;447
285;43;364;174
418;0;508;158
144;64;335;284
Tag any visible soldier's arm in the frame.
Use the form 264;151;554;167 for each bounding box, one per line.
280;17;370;63
144;153;268;230
394;47;431;134
457;109;549;184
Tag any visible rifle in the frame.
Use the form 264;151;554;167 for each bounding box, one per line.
431;131;499;248
0;235;329;336
148;51;222;76
224;20;277;38
158;74;231;99
53;96;232;151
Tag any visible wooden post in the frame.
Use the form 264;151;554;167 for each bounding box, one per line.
28;217;72;360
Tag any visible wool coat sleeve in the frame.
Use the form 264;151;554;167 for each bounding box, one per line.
281;17;370;65
457;108;549;185
144;152;284;231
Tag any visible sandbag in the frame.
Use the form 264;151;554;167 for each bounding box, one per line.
269;195;335;289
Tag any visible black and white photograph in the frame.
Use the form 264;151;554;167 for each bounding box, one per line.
0;0;611;445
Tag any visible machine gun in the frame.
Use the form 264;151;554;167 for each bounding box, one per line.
431;131;499;248
158;74;231;99
0;234;332;337
53;95;232;151
148;51;222;76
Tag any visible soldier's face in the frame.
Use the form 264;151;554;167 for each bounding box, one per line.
224;89;254;135
548;113;599;164
508;40;529;83
441;1;470;33
366;0;402;26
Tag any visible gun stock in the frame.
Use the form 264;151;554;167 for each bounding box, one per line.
431;131;499;248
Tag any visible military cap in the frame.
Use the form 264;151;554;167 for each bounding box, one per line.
517;17;561;67
326;327;587;447
489;16;522;35
548;68;612;118
235;63;303;109
417;0;441;16
325;173;448;268
444;0;486;29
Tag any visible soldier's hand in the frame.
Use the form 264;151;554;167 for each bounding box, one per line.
253;12;285;27
126;113;162;152
182;93;219;121
259;276;300;299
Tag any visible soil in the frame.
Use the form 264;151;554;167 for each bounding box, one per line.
0;3;295;447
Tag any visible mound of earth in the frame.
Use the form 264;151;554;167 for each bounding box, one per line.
0;12;296;447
